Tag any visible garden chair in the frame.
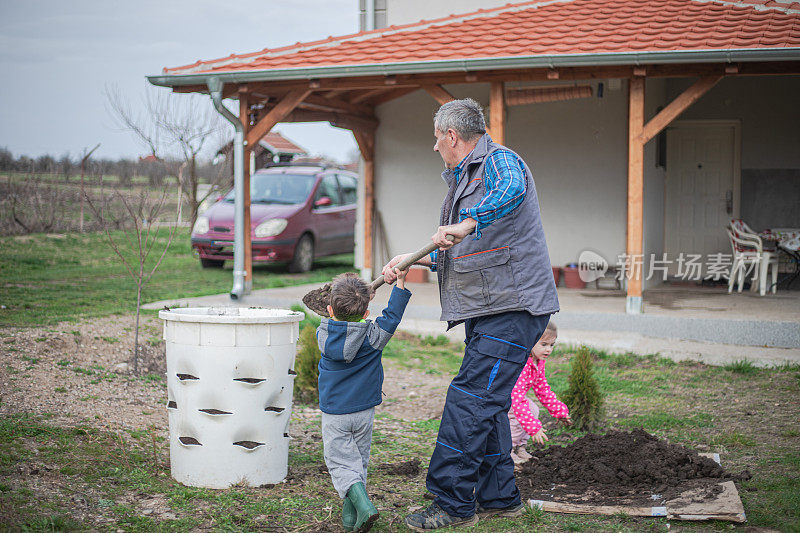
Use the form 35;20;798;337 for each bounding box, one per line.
729;218;776;251
728;219;780;294
725;227;778;295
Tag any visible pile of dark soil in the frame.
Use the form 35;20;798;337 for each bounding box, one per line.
517;429;743;505
302;283;332;317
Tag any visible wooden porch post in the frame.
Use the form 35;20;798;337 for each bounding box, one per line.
239;88;253;292
488;82;506;145
626;77;645;314
352;130;375;278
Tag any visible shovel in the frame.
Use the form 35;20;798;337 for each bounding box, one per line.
302;234;453;317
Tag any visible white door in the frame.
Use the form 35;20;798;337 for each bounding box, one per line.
665;123;738;260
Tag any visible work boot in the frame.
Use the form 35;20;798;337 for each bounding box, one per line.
477;502;526;518
404;502;478;531
342;496;356;531
346;482;379;532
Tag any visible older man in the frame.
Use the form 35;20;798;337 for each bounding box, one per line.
382;98;559;530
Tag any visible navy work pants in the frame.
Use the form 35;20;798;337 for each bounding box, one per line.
425;311;550;517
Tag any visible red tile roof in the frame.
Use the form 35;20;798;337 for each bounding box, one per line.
163;0;800;76
260;131;305;154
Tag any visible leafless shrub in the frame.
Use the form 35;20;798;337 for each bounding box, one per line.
2;174;76;234
82;164;184;374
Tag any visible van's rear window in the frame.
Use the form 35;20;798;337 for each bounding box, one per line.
225;174;315;205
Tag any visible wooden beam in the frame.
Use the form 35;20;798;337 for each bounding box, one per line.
245;89;311;146
626;77;645;314
350;88;391;104
238;88;253;291
423;84;455;105
366;87;420;106
488;82;506;145
506;85;592;105
323;89;348;100
301;94;375;117
280;109;378;132
169;61;800;96
352;130;375;275
640;75;722;144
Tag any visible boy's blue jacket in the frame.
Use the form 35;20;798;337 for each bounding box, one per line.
317;286;411;415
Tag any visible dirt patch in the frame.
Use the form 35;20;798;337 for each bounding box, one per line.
376;365;450;421
378;459;421;477
517;429;743;506
0;315;168;433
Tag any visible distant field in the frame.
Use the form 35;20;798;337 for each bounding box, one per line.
0;229;353;327
0;171;180;186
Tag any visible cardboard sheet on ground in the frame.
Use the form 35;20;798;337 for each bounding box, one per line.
528;454;746;523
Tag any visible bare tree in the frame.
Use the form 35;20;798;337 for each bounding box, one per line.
106;85;231;227
83;163;185;374
7;174;74;234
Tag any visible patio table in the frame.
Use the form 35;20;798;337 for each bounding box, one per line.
759;228;800;289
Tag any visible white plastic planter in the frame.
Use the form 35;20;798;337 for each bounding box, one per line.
159;307;303;489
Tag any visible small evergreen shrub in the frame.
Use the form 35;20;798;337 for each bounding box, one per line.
561;345;604;431
294;322;321;404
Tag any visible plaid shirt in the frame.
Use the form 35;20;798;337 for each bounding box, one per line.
429;146;527;270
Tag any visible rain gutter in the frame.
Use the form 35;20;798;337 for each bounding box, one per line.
148;48;800;88
207;77;246;301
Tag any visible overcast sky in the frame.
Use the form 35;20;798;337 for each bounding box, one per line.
0;0;360;162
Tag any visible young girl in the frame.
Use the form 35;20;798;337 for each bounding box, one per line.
508;321;571;464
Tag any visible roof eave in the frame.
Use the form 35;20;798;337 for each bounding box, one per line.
148;48;800;88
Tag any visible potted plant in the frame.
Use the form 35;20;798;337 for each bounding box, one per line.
563;262;586;289
552;266;561;286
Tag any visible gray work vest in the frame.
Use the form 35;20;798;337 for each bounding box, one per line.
437;134;560;326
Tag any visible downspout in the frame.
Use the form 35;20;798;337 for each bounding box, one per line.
207;78;246;300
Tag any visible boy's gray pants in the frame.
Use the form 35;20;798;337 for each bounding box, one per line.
321;407;375;499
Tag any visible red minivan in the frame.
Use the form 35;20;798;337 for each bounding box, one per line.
191;164;358;272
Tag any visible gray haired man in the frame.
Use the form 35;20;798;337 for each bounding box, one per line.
382;98;559;530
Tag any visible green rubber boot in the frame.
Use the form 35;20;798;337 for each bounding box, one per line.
346;482;379;532
342;497;356;531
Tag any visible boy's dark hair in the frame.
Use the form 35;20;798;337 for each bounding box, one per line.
329;272;370;321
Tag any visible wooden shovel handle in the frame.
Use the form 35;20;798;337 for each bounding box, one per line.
369;235;454;291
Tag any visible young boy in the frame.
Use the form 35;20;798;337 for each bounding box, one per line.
317;270;411;532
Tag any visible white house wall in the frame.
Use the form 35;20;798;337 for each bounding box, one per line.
643;78;668;289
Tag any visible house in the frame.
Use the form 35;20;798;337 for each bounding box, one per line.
149;0;800;312
217;130;307;170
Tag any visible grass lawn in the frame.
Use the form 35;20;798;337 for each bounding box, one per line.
1;228;798;531
0;229;354;327
2;331;799;531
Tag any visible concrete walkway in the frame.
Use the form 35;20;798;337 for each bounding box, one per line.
144;282;800;367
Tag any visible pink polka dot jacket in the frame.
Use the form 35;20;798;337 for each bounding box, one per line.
510;356;569;436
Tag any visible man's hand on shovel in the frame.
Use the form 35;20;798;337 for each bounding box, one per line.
432;218;477;250
381;220;475;285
